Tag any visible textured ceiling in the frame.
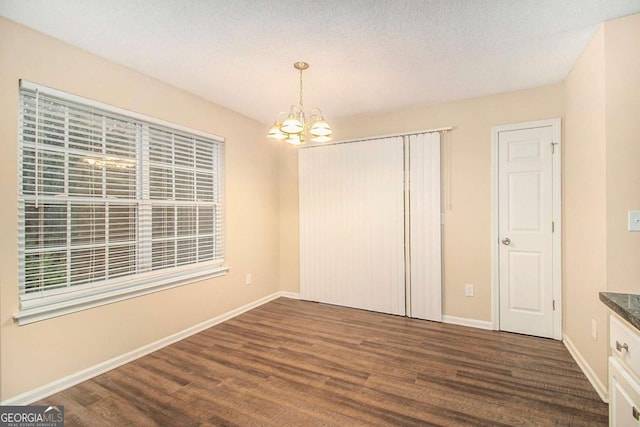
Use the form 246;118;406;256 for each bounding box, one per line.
1;0;639;125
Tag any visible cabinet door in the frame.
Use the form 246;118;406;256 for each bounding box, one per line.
610;357;640;426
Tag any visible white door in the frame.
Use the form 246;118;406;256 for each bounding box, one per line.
495;119;561;339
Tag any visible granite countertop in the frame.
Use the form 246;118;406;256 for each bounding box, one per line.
600;292;640;331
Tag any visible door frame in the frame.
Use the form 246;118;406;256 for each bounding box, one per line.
491;118;562;340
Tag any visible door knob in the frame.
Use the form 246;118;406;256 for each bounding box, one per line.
502;237;511;245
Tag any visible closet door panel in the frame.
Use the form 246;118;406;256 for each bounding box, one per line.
409;133;442;321
299;137;405;315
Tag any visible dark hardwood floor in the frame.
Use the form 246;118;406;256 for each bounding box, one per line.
36;298;608;426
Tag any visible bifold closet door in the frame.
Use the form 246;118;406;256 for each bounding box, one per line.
299;137;405;316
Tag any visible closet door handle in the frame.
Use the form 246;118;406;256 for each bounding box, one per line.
633;406;640;420
501;237;511;246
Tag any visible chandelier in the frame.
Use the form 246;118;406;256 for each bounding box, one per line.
267;61;332;145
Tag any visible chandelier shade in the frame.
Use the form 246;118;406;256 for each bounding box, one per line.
310;135;331;143
285;134;303;145
310;119;332;136
267;62;332;145
281;115;304;134
267;124;287;140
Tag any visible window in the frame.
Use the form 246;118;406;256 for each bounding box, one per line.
16;81;226;325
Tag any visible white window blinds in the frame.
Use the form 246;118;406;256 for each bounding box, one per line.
16;81;226;324
147;127;223;271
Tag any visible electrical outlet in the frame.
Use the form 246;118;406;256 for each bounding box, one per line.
245;274;252;285
465;284;474;297
592;319;597;340
629;211;640;231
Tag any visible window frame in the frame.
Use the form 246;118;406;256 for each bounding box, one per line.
14;80;228;325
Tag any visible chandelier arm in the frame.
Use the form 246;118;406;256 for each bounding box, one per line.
299;110;307;131
275;111;289;123
309;106;324;121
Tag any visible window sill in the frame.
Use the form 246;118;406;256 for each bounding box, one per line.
14;265;229;325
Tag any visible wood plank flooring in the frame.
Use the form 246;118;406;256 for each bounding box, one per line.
36;298;608;426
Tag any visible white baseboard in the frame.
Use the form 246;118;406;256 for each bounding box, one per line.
442;315;493;330
2;291;298;405
279;291;301;299
563;333;608;403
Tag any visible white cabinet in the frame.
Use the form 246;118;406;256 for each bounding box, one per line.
610;315;640;426
610;357;640;426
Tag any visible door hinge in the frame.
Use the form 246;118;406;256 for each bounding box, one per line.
552;221;555;232
553;300;556;311
551;142;558;154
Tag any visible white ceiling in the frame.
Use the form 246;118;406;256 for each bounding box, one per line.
1;0;639;125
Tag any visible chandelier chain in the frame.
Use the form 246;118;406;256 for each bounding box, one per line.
299;68;304;110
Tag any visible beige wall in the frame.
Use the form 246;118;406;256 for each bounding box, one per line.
278;145;300;293
605;13;640;293
563;12;640;390
564;26;609;385
0;18;281;400
279;85;565;321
